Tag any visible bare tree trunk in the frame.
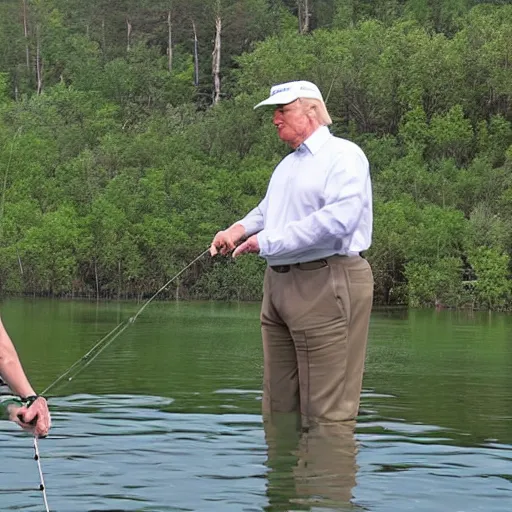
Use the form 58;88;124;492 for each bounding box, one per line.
101;18;106;55
118;260;121;299
35;24;42;94
0;129;20;230
22;0;30;69
192;20;199;86
126;17;132;52
212;14;222;104
95;259;99;300
167;10;173;72
298;0;311;34
16;246;23;276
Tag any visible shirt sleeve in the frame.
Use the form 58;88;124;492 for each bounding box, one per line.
257;150;369;258
237;196;267;236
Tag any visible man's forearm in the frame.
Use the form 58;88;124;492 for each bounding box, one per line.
0;358;36;398
226;223;247;244
0;318;36;398
237;203;265;237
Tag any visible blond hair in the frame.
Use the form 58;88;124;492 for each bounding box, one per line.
300;98;332;126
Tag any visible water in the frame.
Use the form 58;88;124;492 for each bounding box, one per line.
0;299;511;511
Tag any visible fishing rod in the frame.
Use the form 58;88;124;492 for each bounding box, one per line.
30;247;211;511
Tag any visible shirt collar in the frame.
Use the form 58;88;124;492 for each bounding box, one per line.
297;126;331;155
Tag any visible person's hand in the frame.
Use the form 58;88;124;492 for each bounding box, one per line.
210;224;246;256
10;397;51;438
232;235;260;258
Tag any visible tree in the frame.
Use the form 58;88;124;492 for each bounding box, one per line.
405;257;464;308
468;247;511;310
18;205;83;295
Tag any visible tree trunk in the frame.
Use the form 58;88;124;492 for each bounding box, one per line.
212;15;222;104
35;24;42;94
298;0;311;34
16;247;23;276
126;17;132;52
0;130;19;241
118;260;121;299
167;10;173;72
192;20;199;86
95;259;99;300
101;18;106;55
22;0;30;70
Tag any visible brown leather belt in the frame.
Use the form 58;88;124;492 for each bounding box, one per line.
270;258;329;273
269;253;363;273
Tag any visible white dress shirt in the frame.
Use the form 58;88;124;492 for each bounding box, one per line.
238;126;373;266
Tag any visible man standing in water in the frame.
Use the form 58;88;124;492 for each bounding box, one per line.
210;80;373;426
0;316;51;437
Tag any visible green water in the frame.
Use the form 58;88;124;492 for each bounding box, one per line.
0;298;511;511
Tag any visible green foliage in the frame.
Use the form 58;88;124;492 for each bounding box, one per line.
407;205;467;263
370;200;469;307
399;107;428;151
0;1;510;309
192;255;266;301
405;257;464;308
476;115;512;166
368;198;411;304
428;105;474;164
18;205;83;294
466;203;508;252
467;247;511;310
0;74;9;105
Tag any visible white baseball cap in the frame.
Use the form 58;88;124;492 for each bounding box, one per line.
253;80;324;109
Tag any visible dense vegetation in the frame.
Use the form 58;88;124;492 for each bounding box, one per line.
0;0;511;309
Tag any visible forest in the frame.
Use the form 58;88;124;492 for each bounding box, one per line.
0;0;511;309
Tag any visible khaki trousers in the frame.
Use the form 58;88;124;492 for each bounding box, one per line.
261;255;373;424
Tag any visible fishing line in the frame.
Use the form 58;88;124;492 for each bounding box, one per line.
31;247;210;510
40;322;126;396
42;247;210;396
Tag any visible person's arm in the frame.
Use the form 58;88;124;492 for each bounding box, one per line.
238;203;265;237
0;317;37;397
0;316;51;437
210;198;267;256
257;151;370;258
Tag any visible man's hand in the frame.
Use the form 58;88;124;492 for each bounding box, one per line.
10;397;51;438
210;224;246;256
232;235;260;258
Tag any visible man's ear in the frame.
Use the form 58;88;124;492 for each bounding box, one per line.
306;105;321;127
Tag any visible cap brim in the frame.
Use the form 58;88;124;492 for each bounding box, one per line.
253;91;296;109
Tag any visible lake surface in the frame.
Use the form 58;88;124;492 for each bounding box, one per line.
0;298;511;511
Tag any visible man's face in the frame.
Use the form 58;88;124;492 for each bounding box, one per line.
272;100;311;149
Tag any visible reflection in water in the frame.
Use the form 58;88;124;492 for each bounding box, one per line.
1;395;269;512
264;413;360;511
1;393;512;511
1;301;512;511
